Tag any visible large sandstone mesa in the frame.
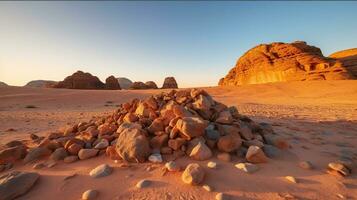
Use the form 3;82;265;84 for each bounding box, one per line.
329;48;357;78
162;77;178;89
53;71;105;89
219;41;356;86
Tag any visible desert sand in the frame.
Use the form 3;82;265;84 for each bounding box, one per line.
0;80;356;200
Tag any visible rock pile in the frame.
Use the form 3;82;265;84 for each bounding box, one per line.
1;89;287;170
219;41;356;86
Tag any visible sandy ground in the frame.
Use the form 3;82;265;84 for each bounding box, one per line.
0;80;356;200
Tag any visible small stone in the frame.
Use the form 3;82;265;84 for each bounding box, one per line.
285;176;298;183
328;162;350;176
78;149;98;160
207;161;217;169
50;147;68;161
94;139;109;149
217;153;231;162
189;142;212;161
337;193;346;199
181;163;205;185
299;161;313;170
246;146;268;163
235;162;259;173
148;153;163;163
136;179;151;188
165;161;180;172
82;189;98;200
216;192;230;200
89;164;112;178
46;160;57;168
202;184;213;192
64;155;79;163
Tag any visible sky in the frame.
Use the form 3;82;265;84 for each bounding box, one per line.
1;1;357;87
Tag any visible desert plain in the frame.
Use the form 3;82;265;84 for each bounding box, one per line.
0;80;356;200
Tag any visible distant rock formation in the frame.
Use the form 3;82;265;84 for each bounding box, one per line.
162;77;178;89
105;76;121;90
117;77;133;89
24;80;57;88
329;48;357;78
53;71;105;89
219;41;356;86
0;81;8;87
145;81;158;89
130;82;150;90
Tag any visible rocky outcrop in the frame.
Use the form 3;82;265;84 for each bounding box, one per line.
24;80;57;88
219;41;356;86
145;81;158;89
329;48;357;78
117;77;133;89
105;76;121;90
53;71;105;89
130;82;150;90
162;77;178;89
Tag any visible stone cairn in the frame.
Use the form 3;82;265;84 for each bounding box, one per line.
1;89;351;190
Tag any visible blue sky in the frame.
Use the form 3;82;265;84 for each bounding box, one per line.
1;1;357;87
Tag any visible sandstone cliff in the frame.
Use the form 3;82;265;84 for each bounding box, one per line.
53;71;105;89
329;48;357;78
219;41;356;86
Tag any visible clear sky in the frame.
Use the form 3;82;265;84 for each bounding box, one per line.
1;1;357;87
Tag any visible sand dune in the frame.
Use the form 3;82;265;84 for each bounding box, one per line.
0;80;356;200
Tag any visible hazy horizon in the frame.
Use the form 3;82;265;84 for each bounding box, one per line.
1;1;357;87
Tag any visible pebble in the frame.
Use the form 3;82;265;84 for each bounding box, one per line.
78;149;98;160
202;184;213;192
165;161;180;172
285;176;298;183
82;189;98;200
299;161;313;170
136;179;151;188
64;155;78;163
216;192;229;200
207;161;217;169
235;162;259;173
89;164;112;178
94;139;109;149
148;153;163;163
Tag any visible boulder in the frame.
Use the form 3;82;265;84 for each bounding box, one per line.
82;189;98;200
162;77;178;89
23;147;51;164
78;149;98;160
89;164;112;178
50;147;68;161
217;133;242;153
246;146;268;163
0;145;27;164
53;70;105;89
0;171;39;200
181;163;205;185
175;117;208;140
115;126;151;162
189;142;212;161
105;75;121;90
219;41;355;86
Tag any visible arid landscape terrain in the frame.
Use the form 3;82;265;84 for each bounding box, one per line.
0;80;356;200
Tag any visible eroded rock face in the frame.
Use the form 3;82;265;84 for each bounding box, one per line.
219;41;356;86
162;77;178;89
53;71;105;89
105;76;121;90
329;48;357;78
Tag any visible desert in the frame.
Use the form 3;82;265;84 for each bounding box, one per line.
0;79;356;200
1;2;357;200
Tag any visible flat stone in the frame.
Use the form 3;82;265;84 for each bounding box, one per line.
148;153;163;163
64;155;78;163
89;164;112;178
285;176;298;183
78;149;98;160
207;161;217;169
202;184;213;192
136;179;151;188
235;162;259;173
0;171;40;200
